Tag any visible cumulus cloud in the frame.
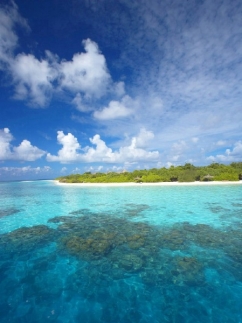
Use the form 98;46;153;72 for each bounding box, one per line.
59;39;110;98
131;128;154;148
47;128;159;164
46;131;80;163
227;141;242;157
0;2;131;119
11;53;56;106
0;2;112;107
12;139;45;161
94;96;133;120
207;141;242;162
0;128;45;161
8;38;110;107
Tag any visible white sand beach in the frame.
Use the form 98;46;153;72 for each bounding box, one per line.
54;180;242;187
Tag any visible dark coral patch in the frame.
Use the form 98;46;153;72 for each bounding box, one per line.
0;225;56;252
0;208;21;218
46;212;242;285
123;203;150;217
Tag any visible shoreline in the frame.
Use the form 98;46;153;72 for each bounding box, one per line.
54;180;242;187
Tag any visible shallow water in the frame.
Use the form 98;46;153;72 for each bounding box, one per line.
0;180;242;322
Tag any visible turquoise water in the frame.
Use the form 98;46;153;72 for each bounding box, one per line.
0;180;242;322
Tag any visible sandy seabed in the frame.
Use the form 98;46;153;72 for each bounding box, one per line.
54;180;242;187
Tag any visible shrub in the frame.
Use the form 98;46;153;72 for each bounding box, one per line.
213;172;238;181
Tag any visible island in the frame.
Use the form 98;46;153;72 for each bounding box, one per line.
56;162;242;183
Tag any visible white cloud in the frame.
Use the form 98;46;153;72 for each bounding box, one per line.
47;129;159;164
0;1;29;65
13;139;45;161
131;128;154;148
0;3;113;107
0;128;45;161
59;39;110;98
87;134;114;161
228;141;242;157
117;143;159;163
0;3;53;108
207;141;242;162
9;39;111;107
71;93;92;112
11;53;56;106
163;139;201;164
94;96;133;120
113;81;125;97
0;128;13;159
46;131;80;163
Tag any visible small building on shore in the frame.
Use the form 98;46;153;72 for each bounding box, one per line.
203;174;214;181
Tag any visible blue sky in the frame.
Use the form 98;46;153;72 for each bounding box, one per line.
0;0;242;180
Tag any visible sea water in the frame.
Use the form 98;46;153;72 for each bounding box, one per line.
0;180;241;322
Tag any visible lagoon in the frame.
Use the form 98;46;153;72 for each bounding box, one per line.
0;180;242;322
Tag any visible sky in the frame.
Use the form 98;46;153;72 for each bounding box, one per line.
0;0;242;180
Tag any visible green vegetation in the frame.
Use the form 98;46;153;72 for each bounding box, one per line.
56;162;242;183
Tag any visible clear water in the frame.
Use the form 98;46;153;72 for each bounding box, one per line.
0;180;242;322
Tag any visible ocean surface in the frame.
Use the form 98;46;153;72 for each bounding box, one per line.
0;180;242;323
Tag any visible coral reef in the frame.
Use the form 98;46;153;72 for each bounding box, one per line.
0;225;56;252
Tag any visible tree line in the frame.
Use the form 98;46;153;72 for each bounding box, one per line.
56;162;242;183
